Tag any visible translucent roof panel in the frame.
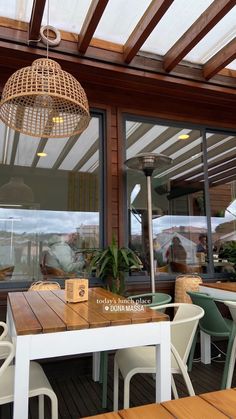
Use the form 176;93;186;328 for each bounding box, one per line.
141;0;214;56
16;135;40;167
185;7;236;65
0;0;235;70
94;0;153;44
0;0;33;22
42;0;92;34
227;59;236;70
37;137;68;169
59;117;99;171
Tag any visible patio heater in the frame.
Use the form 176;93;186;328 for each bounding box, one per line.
125;153;172;294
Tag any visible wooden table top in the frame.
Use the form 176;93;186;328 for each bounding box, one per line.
8;287;169;336
83;388;236;418
201;282;236;292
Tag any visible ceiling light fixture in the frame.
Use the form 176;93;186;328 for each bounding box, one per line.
178;134;190;140
37;152;47;157
0;1;90;138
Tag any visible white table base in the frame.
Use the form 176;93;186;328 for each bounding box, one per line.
7;306;171;419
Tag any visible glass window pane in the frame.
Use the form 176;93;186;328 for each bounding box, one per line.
0;114;102;282
207;132;236;276
126;118;208;277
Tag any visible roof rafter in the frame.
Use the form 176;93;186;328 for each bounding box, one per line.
78;0;109;54
124;0;174;64
163;0;235;72
28;0;46;45
32;138;48;168
203;37;236;80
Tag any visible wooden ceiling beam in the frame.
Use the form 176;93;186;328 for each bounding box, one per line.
158;134;226;180
10;131;20;167
203;37;236;80
127;123;154;148
163;0;235;72
175;147;234;182
73;139;99;171
192;155;236;182
211;173;236;186
28;0;46;45
78;0;109;54
141;127;181;154
124;0;174;63
0;24;235;91
209;166;236;183
32;138;48;168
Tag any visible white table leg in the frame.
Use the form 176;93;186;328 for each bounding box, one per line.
92;351;101;381
200;331;211;364
13;335;31;419
156;322;171;402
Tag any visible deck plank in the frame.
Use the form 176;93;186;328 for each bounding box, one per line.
1;351;233;419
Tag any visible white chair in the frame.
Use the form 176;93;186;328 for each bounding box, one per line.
113;303;204;410
0;321;12;359
0;340;58;419
223;300;236;389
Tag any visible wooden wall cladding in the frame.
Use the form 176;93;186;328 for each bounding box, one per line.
209;184;232;217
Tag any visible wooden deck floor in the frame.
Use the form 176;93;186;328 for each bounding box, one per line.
1;348;236;419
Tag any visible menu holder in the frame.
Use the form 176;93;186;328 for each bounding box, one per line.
65;278;88;303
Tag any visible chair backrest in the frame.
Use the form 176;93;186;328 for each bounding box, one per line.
0;321;8;341
128;292;171;305
0;341;15;378
152;302;204;364
128;292;172;310
224;301;236;322
187;291;232;336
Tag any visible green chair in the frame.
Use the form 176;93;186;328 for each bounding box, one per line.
128;292;172;308
187;291;236;389
100;292;172;408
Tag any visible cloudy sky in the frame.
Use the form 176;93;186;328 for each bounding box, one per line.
0;199;235;238
0;208;99;236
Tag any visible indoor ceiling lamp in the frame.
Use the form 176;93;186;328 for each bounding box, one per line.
0;2;90;138
178;134;190;140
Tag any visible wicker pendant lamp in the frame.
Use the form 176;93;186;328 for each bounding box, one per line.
0;57;90;138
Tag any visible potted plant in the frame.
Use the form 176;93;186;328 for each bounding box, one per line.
89;236;142;294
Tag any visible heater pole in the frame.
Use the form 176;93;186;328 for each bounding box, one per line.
146;174;155;294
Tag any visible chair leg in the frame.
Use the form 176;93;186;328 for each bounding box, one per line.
221;324;236;389
226;337;236;388
50;393;59;419
181;367;195;396
123;376;131;409
171;343;195;397
38;394;44;419
187;330;198;372
102;351;108;409
113;357;119;411
99;351;104;383
171;375;179;399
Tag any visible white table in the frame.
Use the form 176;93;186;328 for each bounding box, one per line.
7;288;171;419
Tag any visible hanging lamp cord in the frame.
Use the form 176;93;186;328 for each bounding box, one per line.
46;0;49;59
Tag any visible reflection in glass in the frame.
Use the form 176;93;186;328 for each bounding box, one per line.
126;119;207;276
0;115;101;282
207;131;236;275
